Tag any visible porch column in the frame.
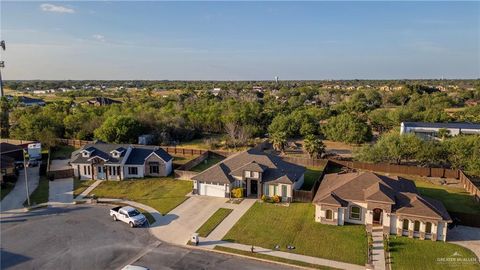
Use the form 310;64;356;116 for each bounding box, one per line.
91;164;94;180
105;166;109;181
257;182;262;199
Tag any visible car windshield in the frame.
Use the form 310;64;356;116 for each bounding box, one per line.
128;210;141;217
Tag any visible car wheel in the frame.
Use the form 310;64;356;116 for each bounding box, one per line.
129;222;134;228
113;215;117;221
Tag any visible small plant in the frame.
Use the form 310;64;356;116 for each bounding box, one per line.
272;195;281;203
231;188;243;198
261;194;268;202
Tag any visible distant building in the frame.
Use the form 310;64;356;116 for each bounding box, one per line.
85;97;122;106
7;96;46;107
211;88;222;96
400;122;480;140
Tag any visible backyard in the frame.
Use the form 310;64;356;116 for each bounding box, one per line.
411;178;480;215
90;177;192;214
50;145;76;160
190;156;225;172
388;236;480;270
302;163;327;190
223;202;367;266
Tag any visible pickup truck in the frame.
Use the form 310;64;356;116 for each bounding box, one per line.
110;206;147;228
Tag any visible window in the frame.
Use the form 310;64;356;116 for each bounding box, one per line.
350;206;361;220
264;185;269;196
87;166;91;175
326;209;333;220
252;172;259;178
282;185;287;197
128;167;138;175
245;171;251;178
150;165;159;174
83;166;87;175
402;219;409;230
425;222;432;234
414;221;420;232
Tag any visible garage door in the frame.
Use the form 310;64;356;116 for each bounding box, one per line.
199;182;226;197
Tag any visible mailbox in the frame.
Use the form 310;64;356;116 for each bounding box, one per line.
191;233;199;246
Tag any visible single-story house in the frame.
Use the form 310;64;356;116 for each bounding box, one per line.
191;148;305;202
70;142;173;180
400;122;480;139
84;97;122;106
313;172;451;241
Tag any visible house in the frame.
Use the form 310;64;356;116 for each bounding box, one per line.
0;142;24;163
191;148;305;201
70;142;173;180
400;122;480;139
84;97;122;106
313;172;451;241
6;96;46;107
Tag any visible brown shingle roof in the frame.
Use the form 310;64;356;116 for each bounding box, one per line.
191;148;305;185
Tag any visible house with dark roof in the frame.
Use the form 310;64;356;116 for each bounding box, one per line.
191;148;305;201
70;142;173;180
400;121;480;139
313;172;451;241
84;97;122;106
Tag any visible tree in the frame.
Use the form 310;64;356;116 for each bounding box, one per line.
322;114;372;144
437;128;451;141
0;98;10;138
94;115;143;143
270;131;287;153
303;135;325;159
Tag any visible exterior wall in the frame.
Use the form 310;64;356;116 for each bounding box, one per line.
344;201;367;225
264;183;292;199
124;165;144;178
315;204;340;225
393;215;446;242
144;154;167;177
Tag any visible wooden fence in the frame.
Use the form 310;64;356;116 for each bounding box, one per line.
292;161;329;202
459;171;480;203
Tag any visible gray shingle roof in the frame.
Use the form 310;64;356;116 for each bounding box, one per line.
403;122;480;130
192;148;305;185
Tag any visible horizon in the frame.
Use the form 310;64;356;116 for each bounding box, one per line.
1;1;479;80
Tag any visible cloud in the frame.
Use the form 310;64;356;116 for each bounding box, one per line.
92;34;106;42
40;3;75;14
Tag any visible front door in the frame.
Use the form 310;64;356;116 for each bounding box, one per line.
250;180;258;195
373;208;382;225
97;166;106;180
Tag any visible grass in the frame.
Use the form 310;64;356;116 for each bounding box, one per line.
214;246;339;270
73;178;96;197
196;208;233;237
50;145;76;160
191;156;225;172
1;182;16;201
412;178;480;215
172;155;198;166
388;236;480;270
24;176;49;206
302;165;327;190
90;177;192;214
223;202;367;265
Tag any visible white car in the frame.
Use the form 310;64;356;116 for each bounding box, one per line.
121;265;149;270
110;206;147;227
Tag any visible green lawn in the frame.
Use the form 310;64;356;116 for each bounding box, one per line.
191;156;225;172
24;176;49;206
413;179;480;215
214;246;339;270
172;155;197;166
389;236;480;270
73;178;96;197
223;202;367;265
50;145;76;160
302;166;325;190
90;178;192;214
1;182;16;201
196;208;233;237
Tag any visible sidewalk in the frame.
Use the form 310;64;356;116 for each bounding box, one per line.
371;228;386;270
1;167;40;212
76;180;102;199
199;241;365;270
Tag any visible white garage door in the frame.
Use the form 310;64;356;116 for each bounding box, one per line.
199;182;226;197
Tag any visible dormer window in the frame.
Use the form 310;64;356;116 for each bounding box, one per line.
110;148;125;158
245;171;251;178
82;151;90;157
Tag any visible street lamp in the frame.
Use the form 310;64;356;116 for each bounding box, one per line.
23;149;31;207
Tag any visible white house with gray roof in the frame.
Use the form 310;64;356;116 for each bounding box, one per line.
400;122;480;140
70;142;173;180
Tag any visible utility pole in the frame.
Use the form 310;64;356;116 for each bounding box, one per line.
0;40;5;98
23;149;31;206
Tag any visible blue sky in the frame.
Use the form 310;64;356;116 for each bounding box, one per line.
1;1;479;80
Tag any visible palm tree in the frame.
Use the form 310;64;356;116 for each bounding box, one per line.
270;131;287;153
303;134;326;159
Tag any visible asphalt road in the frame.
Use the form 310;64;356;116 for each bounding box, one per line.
1;205;294;270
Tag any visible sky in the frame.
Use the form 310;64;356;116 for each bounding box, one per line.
1;1;479;80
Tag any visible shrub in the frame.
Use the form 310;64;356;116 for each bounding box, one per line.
261;194;268;202
272;195;281;203
231;188;243;198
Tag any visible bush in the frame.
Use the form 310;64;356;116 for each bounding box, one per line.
261;194;268;202
272;195;281;203
231;188;243;198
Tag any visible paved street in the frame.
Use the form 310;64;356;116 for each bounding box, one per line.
48;178;73;203
1;167;40;212
0;205;294;270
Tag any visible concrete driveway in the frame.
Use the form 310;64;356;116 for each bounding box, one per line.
1;167;40;212
150;196;229;245
49;159;71;171
448;225;480;259
49;178;73;203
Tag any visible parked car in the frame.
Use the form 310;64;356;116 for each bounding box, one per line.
110;206;147;228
